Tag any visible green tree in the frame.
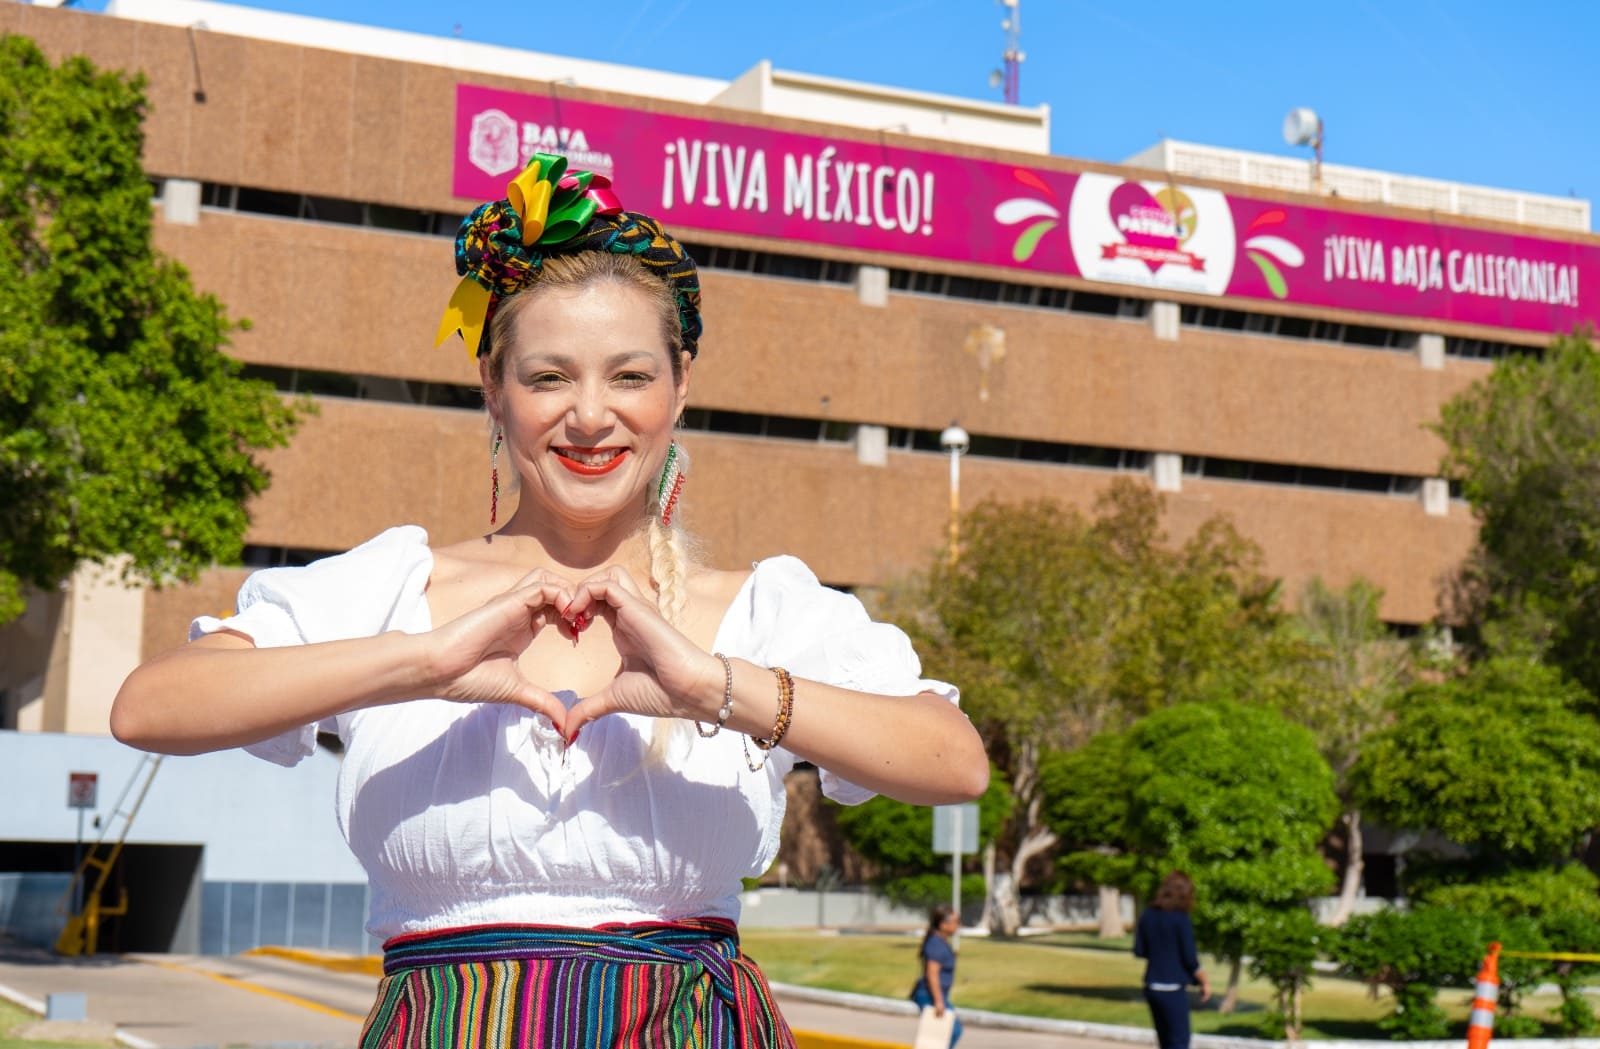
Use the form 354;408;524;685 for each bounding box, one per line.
1283;577;1410;924
1050;702;1338;1011
1352;657;1600;866
1330;906;1486;1040
1413;863;1600;923
1039;730;1139;895
1539;910;1600;1035
1482;917;1553;1039
0;35;300;625
832;766;1012;909
1411;866;1600;1038
1435;329;1600;692
883;481;1286;936
1246;908;1323;1040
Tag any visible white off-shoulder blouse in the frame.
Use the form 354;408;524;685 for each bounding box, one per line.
190;526;958;940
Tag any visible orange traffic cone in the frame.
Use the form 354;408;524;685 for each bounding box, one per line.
1467;942;1501;1049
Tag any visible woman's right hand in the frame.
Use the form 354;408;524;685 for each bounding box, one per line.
423;572;575;726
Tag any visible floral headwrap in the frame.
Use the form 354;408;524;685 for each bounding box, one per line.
435;152;703;359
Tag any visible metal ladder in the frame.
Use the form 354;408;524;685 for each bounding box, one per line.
54;753;164;957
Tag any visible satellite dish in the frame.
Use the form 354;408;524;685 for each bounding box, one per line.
988;69;1004;89
1283;107;1321;147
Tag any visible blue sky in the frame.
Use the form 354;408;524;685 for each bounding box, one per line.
89;0;1600;228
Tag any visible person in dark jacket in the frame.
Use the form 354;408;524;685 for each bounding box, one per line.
1133;871;1211;1049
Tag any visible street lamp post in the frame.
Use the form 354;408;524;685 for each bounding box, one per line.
940;423;970;565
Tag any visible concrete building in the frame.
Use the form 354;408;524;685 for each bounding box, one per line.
2;0;1596;951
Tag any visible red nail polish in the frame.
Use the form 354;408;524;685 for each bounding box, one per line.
572;611;590;633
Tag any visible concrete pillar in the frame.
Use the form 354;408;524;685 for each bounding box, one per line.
163;178;202;226
1418;333;1445;370
1152;452;1183;492
1421;477;1450;517
855;424;887;466
856;265;888;307
43;560;146;736
1151;301;1180;341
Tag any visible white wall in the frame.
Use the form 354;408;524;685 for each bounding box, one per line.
0;731;362;883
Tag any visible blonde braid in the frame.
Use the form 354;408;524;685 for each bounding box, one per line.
643;442;695;765
649;515;691;628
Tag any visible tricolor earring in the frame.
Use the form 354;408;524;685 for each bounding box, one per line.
657;441;686;527
490;427;503;525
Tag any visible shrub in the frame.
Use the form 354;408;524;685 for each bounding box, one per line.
1330;906;1484;1040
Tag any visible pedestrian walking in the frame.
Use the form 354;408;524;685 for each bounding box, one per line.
1134;871;1212;1049
911;904;963;1047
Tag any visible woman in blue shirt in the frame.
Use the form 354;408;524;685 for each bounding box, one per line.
1133;872;1212;1049
911;904;963;1046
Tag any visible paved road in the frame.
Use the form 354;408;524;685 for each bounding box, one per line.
0;938;1132;1048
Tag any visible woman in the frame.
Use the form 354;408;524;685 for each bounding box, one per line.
111;153;989;1048
1133;871;1211;1049
910;904;963;1047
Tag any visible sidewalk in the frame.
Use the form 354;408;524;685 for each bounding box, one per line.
0;942;363;1048
0;937;1134;1049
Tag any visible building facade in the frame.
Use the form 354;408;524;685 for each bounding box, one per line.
2;1;1599;951
4;0;1599;733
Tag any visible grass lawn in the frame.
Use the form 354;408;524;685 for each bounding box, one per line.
740;929;1571;1040
0;1001;109;1049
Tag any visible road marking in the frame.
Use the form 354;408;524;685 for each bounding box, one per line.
133;957;366;1023
794;1032;909;1049
245;945;380;977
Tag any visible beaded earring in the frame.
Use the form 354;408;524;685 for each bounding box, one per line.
489;427;502;525
656;441;686;527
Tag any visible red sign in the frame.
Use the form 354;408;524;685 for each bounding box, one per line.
450;84;1596;337
67;772;97;810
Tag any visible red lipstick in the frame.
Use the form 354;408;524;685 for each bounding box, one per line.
555;448;629;476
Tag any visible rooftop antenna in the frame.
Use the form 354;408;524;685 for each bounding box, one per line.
1283;107;1323;194
993;0;1023;105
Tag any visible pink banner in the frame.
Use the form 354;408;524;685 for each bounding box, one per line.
453;85;1595;336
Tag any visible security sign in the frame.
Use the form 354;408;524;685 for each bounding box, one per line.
67;772;97;810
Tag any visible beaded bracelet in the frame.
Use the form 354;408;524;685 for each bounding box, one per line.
696;653;735;738
744;666;795;772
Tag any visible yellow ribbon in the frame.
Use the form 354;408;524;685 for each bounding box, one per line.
1500;950;1600;962
434;277;493;360
435;155;568;357
508;157;561;245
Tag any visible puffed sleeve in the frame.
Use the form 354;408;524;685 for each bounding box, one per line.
739;555;960;805
187;526;434;767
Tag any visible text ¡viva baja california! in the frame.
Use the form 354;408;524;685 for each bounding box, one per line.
1323;235;1579;305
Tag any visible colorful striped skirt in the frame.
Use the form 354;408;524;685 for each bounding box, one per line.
358;919;797;1049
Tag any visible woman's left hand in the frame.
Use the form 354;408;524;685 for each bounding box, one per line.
559;566;720;737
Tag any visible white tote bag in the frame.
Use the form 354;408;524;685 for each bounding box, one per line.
913;1004;956;1049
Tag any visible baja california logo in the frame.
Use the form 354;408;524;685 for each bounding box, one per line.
1066;173;1237;296
1103;183;1204;272
469;108;520;177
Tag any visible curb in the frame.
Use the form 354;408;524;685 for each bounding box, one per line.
246;950;1600;1049
0;977;158;1049
246;945;381;977
766;984;1600;1049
